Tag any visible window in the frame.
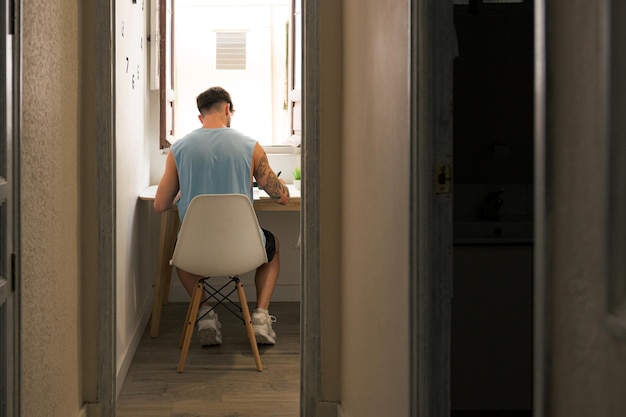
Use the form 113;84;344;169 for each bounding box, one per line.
165;0;298;148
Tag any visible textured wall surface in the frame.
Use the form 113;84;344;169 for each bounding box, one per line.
340;0;410;416
547;1;626;416
21;0;82;416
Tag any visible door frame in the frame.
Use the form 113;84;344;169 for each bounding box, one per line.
3;0;22;415
410;0;455;415
95;0;116;414
300;0;319;415
533;0;548;415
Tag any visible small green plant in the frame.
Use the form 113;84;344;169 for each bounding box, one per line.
293;167;301;180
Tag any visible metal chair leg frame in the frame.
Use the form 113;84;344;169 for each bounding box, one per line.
202;279;247;321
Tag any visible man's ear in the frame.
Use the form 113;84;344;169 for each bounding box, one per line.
197;114;203;123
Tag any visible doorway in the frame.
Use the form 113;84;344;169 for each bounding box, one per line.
113;0;305;415
451;0;534;414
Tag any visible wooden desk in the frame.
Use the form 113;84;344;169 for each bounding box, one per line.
139;185;300;337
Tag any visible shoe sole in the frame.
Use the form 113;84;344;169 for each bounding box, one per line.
198;328;222;346
254;328;276;345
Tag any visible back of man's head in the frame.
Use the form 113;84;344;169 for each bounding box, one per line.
197;86;234;115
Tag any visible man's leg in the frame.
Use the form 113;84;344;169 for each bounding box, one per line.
252;234;280;344
254;236;280;310
176;267;201;298
176;267;222;345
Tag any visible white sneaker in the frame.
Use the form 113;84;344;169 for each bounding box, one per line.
252;309;277;345
197;307;222;346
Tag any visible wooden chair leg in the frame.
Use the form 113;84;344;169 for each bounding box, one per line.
236;280;263;372
178;281;203;373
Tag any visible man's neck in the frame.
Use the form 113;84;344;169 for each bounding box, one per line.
201;114;228;129
202;121;228;129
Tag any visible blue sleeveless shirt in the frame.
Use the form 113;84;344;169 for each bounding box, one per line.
171;127;257;223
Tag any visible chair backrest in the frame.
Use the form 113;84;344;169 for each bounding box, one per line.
169;194;268;277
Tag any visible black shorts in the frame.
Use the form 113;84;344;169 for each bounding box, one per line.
262;228;276;263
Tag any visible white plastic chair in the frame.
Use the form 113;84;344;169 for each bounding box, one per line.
169;194;267;373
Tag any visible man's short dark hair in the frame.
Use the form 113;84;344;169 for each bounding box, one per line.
196;86;234;115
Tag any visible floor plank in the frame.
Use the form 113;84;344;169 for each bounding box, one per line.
117;302;301;417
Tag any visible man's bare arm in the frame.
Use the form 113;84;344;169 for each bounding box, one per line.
154;151;180;213
253;143;289;204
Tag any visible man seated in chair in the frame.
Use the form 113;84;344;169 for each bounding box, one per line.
154;86;290;346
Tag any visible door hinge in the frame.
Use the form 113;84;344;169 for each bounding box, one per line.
11;252;16;291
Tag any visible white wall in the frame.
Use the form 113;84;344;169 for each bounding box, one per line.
115;0;155;391
339;0;411;416
545;1;626;415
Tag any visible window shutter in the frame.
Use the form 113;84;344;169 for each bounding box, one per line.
216;32;247;70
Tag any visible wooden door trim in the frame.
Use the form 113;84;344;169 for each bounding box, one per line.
95;0;116;414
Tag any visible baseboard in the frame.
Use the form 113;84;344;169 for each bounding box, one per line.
317;401;340;417
115;295;153;399
77;403;101;417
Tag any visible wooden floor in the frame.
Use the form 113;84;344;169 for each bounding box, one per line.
117;302;301;417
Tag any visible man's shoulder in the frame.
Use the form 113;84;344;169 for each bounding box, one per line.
224;129;259;151
224;128;257;141
173;128;202;145
174;128;257;150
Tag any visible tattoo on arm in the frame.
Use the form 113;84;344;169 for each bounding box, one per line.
255;155;269;182
265;172;286;199
259;171;287;200
254;152;288;201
